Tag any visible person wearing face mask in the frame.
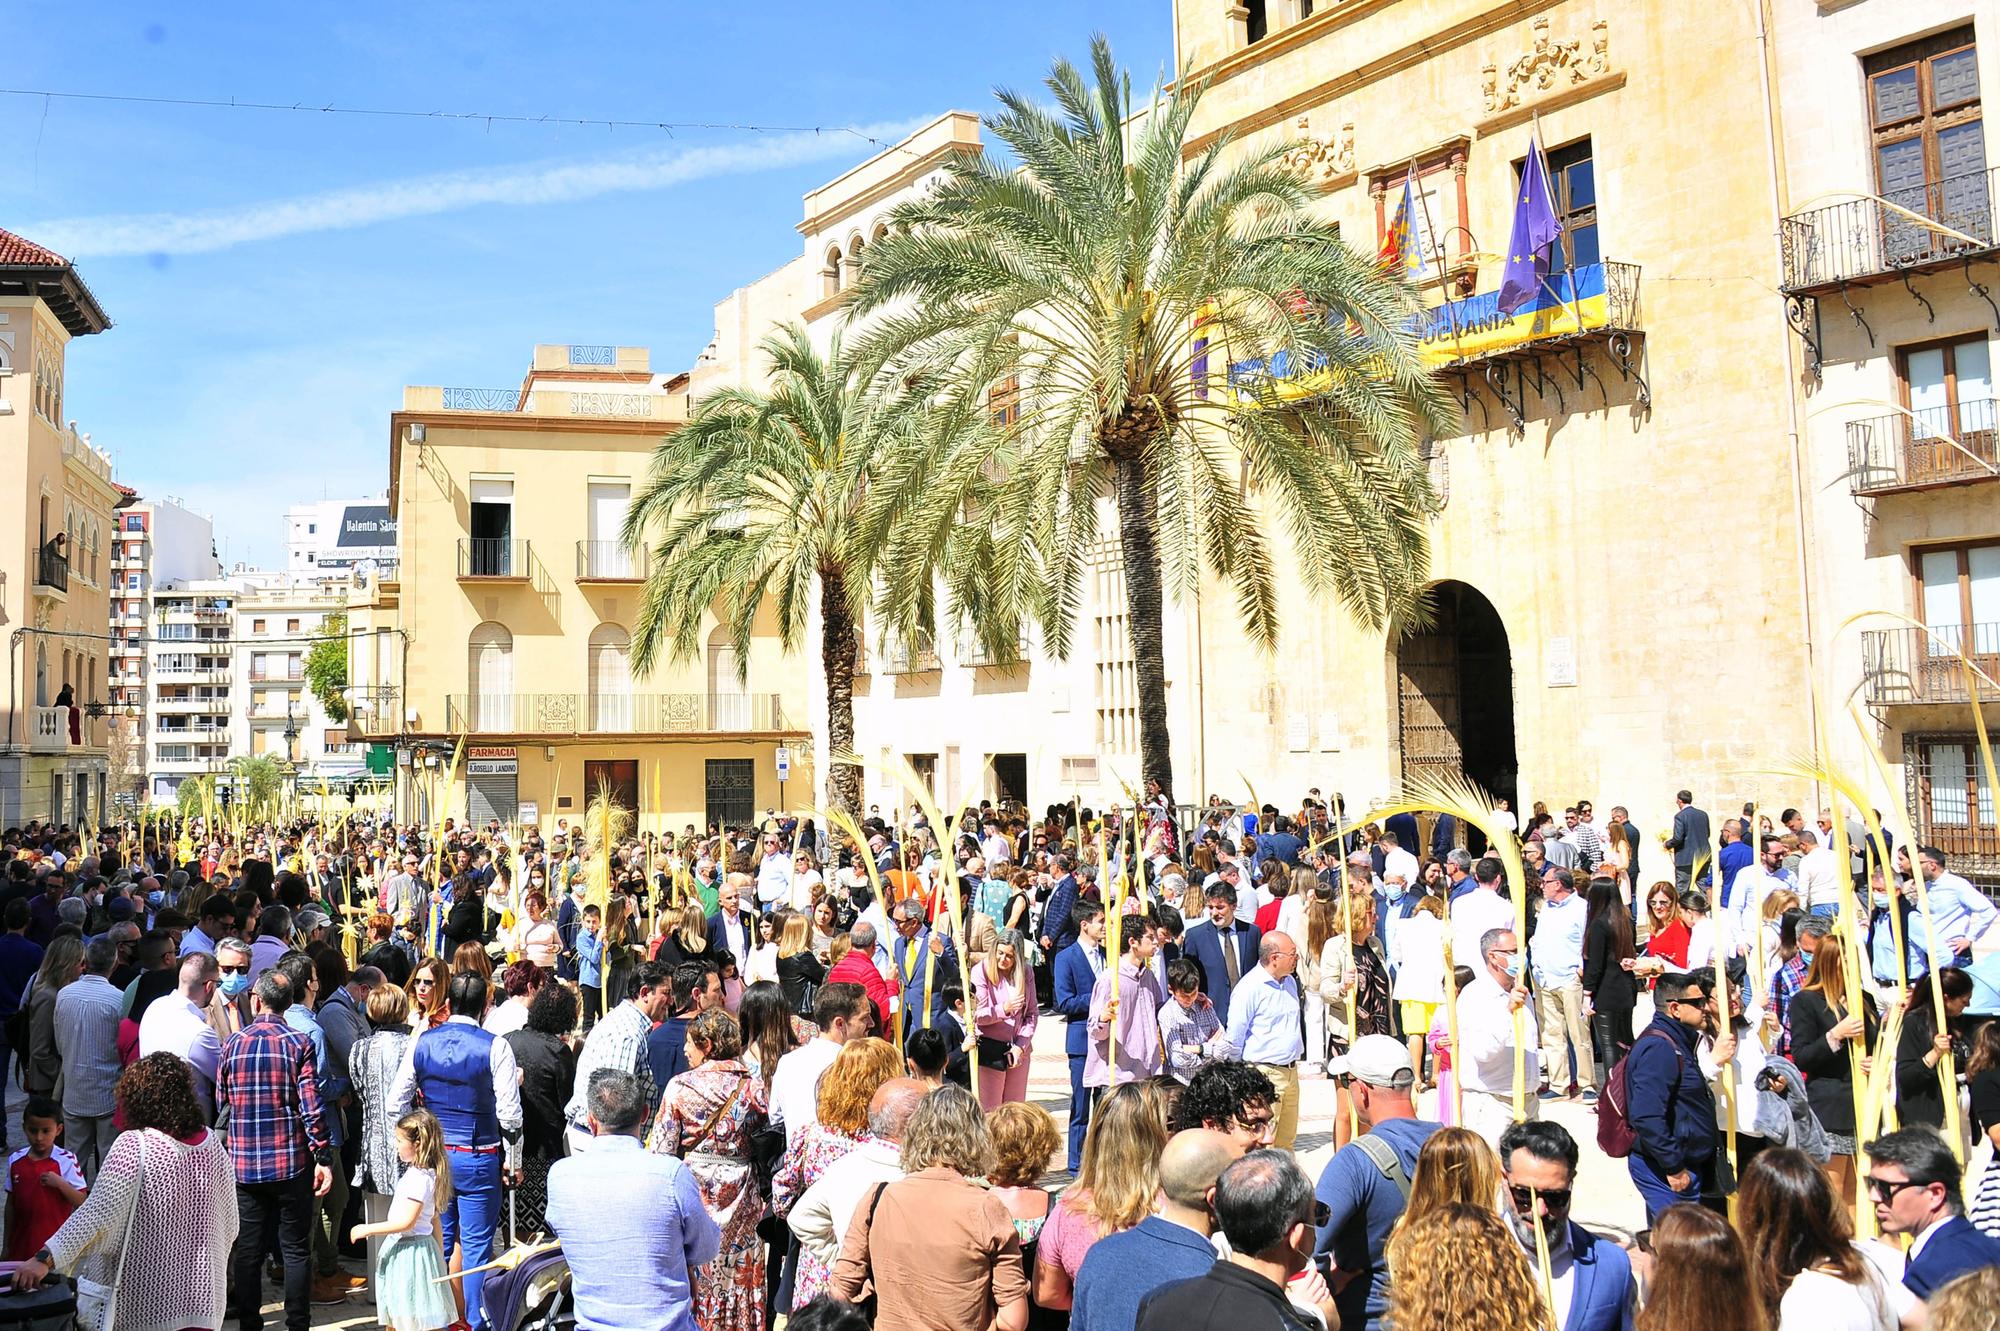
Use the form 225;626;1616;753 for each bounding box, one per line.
1622;970;1722;1222
207;938;256;1042
137;951;227;1121
1456;927;1541;1148
1530;870;1594;1103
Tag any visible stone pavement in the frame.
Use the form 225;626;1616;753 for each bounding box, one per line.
297;1011;1642;1328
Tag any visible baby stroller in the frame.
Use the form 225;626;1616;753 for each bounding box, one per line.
478;1241;572;1331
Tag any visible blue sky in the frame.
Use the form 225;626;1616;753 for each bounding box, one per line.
11;3;1169;567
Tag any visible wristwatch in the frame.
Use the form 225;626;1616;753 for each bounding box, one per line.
32;1248;52;1268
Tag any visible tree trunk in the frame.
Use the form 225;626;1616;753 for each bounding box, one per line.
820;568;862;817
1110;450;1175;804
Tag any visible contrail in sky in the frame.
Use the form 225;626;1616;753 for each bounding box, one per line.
27;119;930;258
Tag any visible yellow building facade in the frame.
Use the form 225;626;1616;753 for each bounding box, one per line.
0;227;125;827
351;345;812;834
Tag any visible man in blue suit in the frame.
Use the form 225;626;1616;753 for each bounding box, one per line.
1180;883;1261;1027
889;896;958;1034
1054;903;1108;1172
1041;854;1083;961
1501;1121;1635;1331
1867;1126;2000;1304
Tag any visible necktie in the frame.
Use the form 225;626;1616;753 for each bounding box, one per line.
1222;926;1241;987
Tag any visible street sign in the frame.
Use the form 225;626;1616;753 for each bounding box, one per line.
775;746;791;779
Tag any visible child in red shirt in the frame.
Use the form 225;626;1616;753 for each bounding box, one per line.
3;1098;86;1261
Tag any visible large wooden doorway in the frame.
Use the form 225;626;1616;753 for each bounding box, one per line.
1396;582;1518;845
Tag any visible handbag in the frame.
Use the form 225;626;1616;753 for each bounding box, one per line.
75;1135;144;1331
975;1036;1014;1071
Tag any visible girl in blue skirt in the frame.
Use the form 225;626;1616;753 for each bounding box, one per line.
352;1110;459;1331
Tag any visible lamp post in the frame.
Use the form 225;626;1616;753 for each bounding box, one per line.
284;694;301;815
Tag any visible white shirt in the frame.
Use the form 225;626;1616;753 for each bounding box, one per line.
980;834;1012;866
1389;910;1448;1004
1685;917;1718;973
388;1015;525;1166
1450;887;1516;970
1798;847;1841;913
1698;1009;1769;1135
394;1165;441;1240
1721;865;1787;955
768;1037;842;1144
756;854;792;907
1457;973;1539;1096
482;996;531;1038
712;908;753;959
744;943;780;987
1778;1240;1911;1331
137;993;224;1120
789;869;822;913
789;1137;902;1266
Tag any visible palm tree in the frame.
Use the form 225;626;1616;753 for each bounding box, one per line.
622;323;950;817
846;36;1455;802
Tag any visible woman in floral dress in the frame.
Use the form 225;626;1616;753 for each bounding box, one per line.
648;1008;769;1331
770;1036;902;1311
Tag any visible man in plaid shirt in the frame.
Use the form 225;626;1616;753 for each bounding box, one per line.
218;970;334;1331
1769;914;1830;1058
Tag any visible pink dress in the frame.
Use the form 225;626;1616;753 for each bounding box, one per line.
1427;1015;1456;1126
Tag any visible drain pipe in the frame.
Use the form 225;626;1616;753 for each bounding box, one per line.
1753;0;1825;796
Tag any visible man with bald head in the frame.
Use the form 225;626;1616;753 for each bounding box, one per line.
1071;1127;1237;1331
1226;931;1307;1148
787;1078;928;1297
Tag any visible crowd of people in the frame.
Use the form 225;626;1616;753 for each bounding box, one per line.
1;783;1999;1331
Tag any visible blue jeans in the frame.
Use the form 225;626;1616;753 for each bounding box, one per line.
1809;904;1840;919
1066;1053;1091;1172
1628;1152;1701;1223
442;1148;503;1329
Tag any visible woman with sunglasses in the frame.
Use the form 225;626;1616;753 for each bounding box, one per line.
405;956;449;1030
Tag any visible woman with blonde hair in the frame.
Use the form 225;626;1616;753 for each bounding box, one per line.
775;912;827;1017
656;900;710;968
771;1036;903;1311
1788;940;1878;1198
23;934;85;1098
1297;877;1333;1076
1321;886;1392;1149
973;928;1038;1109
1387;1204;1543;1331
1033;1079;1171;1310
1390;1127;1504;1247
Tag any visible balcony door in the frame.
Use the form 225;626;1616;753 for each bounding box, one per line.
707;625;749;730
588;623;632;732
468;622;513;731
1918;541;2000;692
469;477;514;577
1868;26;1986;263
586;481;632;579
1901;336;1997;481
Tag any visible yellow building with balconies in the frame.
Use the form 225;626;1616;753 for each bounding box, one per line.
352;344;813;832
0;226;127;827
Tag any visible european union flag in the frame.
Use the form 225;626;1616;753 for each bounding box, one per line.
1497;134;1563;317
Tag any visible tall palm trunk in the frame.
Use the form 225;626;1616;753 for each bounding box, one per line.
1110;449;1174;802
820;567;862;816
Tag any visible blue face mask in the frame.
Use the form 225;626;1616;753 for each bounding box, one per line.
1504;956;1524;979
219;972;250;998
146;890;165;910
1383;880;1407;901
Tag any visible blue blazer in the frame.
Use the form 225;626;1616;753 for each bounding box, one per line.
1181;919;1262;1026
1564;1221;1635;1331
1371;890;1426;959
1053;941;1099;1056
1904;1215;2000;1300
892;928;959;1031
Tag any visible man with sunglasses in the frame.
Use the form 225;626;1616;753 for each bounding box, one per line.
1865;1126;2000;1304
1622;971;1721;1222
1499;1120;1636;1331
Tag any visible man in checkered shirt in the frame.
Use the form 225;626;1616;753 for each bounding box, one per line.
217;970;333;1331
565;959;675;1153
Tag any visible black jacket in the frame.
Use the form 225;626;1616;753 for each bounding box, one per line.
1789;989;1879;1136
776;950;826;1014
1580;912;1637;1013
503;1027;576;1158
1137;1259;1317;1331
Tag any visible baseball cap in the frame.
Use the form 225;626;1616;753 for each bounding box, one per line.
296;908;332;934
1332;1034;1415;1090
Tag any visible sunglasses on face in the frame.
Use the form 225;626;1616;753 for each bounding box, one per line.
219;963;249;976
1510;1185;1572;1212
1867;1176;1929;1202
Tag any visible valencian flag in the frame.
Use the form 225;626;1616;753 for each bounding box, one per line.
1498;134;1563;316
1377;171;1427;277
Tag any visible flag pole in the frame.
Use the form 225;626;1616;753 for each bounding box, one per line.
1407;157;1467;364
1530;111;1586;338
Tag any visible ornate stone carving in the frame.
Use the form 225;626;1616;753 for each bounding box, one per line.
1483;18;1611;114
1278;114;1355;185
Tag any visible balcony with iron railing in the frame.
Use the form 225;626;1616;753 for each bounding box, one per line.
1861;624;2000;706
444;691;790;734
249;667;305;684
1781;166;1997;294
1846;400;1999;495
880;637;941;675
32;544;68;596
154;719;231;736
959;632;1031;668
575;541;648;582
458;538;533;581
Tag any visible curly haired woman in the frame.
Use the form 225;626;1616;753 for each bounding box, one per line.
1387;1203;1544;1331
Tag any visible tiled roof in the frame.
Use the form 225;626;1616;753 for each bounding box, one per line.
0;227;70;268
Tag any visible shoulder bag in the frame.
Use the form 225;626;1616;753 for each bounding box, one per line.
75;1134;145;1331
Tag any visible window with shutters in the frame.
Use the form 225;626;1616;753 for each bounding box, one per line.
588;623;632;732
1866;27;1987;245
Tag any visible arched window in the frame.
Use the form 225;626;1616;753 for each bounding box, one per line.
822;246;843;300
872;221;890;244
845;234;864;287
468;622;513;731
707;623;750;730
588;623;632;732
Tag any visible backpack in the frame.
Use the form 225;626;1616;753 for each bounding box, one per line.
1352;1132;1412;1201
1598;1029;1685;1158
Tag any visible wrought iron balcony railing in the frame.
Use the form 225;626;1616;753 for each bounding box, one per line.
458;538;531;580
880;639;940;674
575;541;648;581
33;545;68;594
960;633;1031;667
1846;400;2000;494
444;692;789;734
1861;624;2000;705
1780;166;1997;293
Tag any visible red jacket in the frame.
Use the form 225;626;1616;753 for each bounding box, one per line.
826;949;894;1033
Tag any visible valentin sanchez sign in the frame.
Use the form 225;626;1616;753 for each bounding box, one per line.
336;505;398;551
1225;263;1616;400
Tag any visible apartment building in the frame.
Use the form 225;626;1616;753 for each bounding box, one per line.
285;497;398;580
350;346;812;830
0;226;127;828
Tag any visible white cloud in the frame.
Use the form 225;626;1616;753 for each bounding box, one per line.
27;119;929;257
